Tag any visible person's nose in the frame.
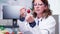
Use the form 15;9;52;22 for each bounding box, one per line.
36;6;39;9
36;4;40;8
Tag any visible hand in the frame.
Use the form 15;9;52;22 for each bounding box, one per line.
25;14;34;23
20;8;26;17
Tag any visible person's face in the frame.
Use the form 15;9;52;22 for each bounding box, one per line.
34;0;46;14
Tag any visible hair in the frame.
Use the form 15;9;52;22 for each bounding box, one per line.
32;0;52;18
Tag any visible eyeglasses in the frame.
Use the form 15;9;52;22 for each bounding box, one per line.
33;3;45;6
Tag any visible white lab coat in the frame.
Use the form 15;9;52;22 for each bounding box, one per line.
17;15;56;34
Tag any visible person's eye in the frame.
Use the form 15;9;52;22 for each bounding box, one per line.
34;4;37;6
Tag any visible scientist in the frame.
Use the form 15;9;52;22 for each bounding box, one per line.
17;0;56;34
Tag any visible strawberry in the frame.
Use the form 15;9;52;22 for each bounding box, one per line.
27;9;30;13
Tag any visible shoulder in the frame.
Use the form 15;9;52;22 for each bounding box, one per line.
45;15;56;24
46;15;55;21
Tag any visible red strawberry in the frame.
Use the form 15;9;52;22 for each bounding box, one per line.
5;32;9;34
27;9;30;13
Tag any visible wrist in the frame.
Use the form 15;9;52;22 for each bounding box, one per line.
29;21;36;28
19;16;25;22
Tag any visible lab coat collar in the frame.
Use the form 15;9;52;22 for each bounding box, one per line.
35;17;43;21
35;17;46;21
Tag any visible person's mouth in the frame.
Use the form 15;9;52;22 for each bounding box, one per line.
36;10;40;11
